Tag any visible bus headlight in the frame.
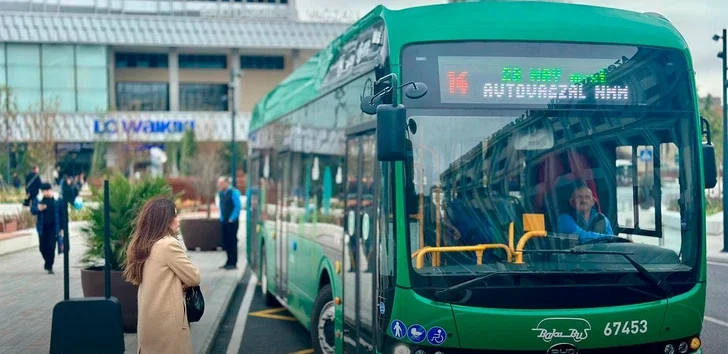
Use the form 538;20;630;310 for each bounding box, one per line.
394;345;411;354
690;337;701;351
677;342;689;353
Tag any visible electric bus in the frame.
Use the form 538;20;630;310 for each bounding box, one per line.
245;2;716;353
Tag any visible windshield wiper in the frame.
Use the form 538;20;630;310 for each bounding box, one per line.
432;272;500;302
521;249;672;297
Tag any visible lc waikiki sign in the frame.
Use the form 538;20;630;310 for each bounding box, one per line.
94;119;195;135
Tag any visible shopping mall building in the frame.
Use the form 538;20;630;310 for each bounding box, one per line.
0;0;348;177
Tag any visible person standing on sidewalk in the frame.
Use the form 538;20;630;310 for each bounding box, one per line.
124;197;201;354
217;176;241;270
30;183;68;274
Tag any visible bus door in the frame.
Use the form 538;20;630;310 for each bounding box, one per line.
276;151;291;299
246;152;261;272
343;128;379;353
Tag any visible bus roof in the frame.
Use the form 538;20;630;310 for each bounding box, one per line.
249;1;689;133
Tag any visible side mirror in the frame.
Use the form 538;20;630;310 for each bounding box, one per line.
701;116;717;189
376;104;407;161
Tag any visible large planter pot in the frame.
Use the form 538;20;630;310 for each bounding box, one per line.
180;218;223;251
0;220;18;233
80;267;139;333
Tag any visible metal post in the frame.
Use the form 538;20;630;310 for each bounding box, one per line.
103;180;111;299
230;69;237;188
229;69;242;188
722;29;728;252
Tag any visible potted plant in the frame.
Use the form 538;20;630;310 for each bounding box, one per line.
179;150;225;251
0;215;18;233
79;174;175;333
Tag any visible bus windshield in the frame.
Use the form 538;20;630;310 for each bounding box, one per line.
401;42;701;303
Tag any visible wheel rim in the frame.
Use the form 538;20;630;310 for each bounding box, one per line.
317;301;335;353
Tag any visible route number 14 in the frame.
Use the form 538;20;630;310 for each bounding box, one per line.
603;320;647;336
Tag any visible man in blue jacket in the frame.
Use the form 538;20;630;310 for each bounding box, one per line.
217;177;242;270
557;182;614;242
31;183;68;274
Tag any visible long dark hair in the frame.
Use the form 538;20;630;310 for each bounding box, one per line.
123;197;177;285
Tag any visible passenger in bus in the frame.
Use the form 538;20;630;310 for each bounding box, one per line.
557;182;614;241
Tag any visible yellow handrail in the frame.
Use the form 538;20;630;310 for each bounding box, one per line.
514;231;548;264
415;244;513;269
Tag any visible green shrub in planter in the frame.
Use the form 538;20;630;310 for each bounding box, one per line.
80;174;176;270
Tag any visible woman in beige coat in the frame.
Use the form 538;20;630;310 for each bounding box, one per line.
124;197;201;354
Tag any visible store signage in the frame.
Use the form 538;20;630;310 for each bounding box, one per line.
93;119;195;135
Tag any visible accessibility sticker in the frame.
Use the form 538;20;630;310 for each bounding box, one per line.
390;320;406;339
427;326;447;345
407;324;426;343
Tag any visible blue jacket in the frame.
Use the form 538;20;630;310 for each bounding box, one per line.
218;187;242;222
557;208;614;242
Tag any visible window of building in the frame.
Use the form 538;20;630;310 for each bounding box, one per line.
180;83;228;111
241;55;285;70
42;44;76;112
6;44;42;111
116;82;169;111
115;53;168;68
76;45;109;113
179;54;227;69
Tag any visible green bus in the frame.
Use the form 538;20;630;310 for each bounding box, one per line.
245;2;717;353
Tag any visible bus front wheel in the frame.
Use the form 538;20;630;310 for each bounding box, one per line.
260;251;277;306
311;284;335;354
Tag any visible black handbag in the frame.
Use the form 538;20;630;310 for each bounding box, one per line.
185;286;205;323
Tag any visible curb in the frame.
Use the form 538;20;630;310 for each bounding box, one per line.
198;250;247;354
707;256;728;264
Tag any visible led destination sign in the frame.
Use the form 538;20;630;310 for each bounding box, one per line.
438;56;633;106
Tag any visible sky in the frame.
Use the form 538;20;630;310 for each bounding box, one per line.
296;0;727;98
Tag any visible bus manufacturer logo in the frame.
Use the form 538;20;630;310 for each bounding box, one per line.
532;318;591;343
547;343;578;354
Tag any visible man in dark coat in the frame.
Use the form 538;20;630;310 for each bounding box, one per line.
31;183;68;274
24;165;42;206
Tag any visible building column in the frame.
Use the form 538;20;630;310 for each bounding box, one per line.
291;49;301;69
107;46;116;110
169;48;179;111
230;49;241;113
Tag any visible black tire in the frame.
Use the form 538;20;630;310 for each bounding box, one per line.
311;284;335;354
260;250;277;306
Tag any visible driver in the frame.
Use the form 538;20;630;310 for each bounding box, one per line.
557;182;614;241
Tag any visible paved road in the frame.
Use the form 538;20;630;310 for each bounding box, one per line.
703;262;728;354
210;268;311;354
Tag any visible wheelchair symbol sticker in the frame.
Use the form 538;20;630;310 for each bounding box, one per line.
427;326;446;345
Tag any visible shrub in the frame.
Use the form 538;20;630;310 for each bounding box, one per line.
80;174;176;270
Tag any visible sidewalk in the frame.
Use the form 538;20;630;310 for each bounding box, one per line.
0;220;245;354
707;235;728;263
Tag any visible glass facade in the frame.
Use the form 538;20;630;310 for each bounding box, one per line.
116;82;169;111
6;44;42;111
0;43;108;113
179;83;228;111
76;45;109;112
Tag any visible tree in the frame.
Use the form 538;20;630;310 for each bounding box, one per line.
179;128;197;176
0;86;19;182
701;94;723;164
188;150;224;219
24;99;64;182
